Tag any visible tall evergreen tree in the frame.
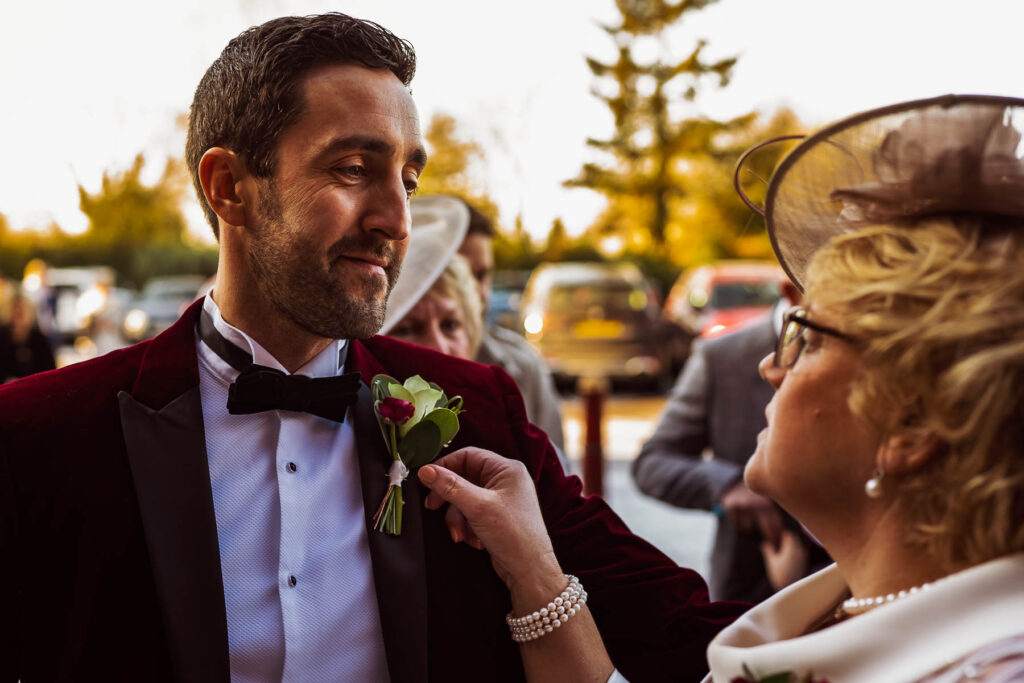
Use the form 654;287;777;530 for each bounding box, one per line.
566;0;741;252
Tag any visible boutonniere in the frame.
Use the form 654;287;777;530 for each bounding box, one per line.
732;665;829;683
371;374;464;535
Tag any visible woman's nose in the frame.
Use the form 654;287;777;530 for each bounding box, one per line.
759;352;785;389
422;325;449;356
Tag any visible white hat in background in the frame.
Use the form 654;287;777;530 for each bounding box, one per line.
379;195;470;335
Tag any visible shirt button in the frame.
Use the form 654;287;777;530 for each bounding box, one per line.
286;462;297;473
288;575;297;587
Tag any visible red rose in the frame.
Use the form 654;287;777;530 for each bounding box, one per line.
378;397;415;424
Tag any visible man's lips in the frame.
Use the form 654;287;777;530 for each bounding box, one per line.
336;254;389;275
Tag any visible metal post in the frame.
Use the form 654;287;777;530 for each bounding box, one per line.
578;375;608;497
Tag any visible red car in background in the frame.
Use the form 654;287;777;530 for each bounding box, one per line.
663;261;785;340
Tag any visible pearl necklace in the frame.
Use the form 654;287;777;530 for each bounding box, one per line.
840;582;933;616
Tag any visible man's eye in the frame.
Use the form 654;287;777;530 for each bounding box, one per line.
337;165;367;179
404;179;419;197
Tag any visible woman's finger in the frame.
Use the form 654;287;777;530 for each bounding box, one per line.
444;503;473;545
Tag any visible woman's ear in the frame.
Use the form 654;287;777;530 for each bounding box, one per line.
878;430;942;475
198;147;249;229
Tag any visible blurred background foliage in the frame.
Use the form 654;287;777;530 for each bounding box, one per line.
0;154;216;288
1;0;800;295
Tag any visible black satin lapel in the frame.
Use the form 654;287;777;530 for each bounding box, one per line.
118;388;230;683
353;382;429;683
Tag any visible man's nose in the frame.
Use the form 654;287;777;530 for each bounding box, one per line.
759;352;785;389
364;176;411;242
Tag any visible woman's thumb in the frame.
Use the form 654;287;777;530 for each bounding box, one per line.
418;464;473;507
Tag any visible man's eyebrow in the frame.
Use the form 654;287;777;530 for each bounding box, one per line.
314;135;428;168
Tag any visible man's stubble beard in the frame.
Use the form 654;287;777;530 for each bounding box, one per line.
247;188;403;340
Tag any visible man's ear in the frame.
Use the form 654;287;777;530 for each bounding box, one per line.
878;430;942;475
198;147;249;229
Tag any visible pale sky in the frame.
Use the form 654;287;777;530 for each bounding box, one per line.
1;0;1021;242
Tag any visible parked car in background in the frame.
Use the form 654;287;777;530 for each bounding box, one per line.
520;262;689;389
38;266;123;345
122;274;208;342
663;261;785;340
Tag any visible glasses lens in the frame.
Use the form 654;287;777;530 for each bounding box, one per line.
777;319;806;368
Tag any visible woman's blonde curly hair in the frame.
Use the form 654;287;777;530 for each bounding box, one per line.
805;217;1024;571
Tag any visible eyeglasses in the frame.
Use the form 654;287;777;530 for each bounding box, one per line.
774;306;863;368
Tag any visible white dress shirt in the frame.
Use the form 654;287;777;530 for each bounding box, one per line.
196;295;389;682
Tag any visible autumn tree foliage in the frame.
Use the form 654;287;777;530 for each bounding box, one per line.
417;113;549;269
0;154;216;286
418;113;501;222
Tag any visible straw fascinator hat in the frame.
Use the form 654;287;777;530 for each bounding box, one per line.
380;195;470;334
737;94;1024;289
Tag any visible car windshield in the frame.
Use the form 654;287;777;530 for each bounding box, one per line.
146;286;197;301
546;281;645;314
709;282;779;310
142;278;205;301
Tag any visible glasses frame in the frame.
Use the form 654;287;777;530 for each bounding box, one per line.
774;306;863;368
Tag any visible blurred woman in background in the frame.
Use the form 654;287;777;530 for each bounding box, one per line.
380;196;482;361
382;195;569;466
383;252;482;361
413;96;1024;682
0;290;56;382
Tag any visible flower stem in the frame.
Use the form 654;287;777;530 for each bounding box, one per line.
388;423;398;459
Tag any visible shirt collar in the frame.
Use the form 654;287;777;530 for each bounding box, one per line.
201;294;348;378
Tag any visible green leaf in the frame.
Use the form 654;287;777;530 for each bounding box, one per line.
398;420;442;469
371;374;398;402
759;673;796;683
402;375;432;395
422;408;460;447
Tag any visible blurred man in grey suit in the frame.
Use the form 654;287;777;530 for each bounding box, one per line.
633;287;828;603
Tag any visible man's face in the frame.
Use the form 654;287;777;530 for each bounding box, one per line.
246;64;425;340
458;233;494;311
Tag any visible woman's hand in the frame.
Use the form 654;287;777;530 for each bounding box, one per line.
760;529;810;591
417;447;563;594
419;448;614;682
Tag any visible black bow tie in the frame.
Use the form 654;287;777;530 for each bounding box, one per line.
227;364;360;422
198;307;361;423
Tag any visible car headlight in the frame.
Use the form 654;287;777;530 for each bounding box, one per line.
124;309;149;338
523;312;544;336
74;286;108;326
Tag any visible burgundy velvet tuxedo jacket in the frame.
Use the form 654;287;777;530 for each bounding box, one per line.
0;300;744;683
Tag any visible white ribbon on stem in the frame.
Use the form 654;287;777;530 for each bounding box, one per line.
387;460;410;487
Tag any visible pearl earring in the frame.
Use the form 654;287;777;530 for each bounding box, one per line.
865;468;885;498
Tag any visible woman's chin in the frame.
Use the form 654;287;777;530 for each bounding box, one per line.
742;449;770;496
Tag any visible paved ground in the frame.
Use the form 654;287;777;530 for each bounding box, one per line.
561;394;715;582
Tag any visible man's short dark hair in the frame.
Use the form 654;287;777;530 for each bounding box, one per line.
463;200;495;238
185;13;417;238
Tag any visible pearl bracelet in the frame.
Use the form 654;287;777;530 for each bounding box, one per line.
505;574;588;643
